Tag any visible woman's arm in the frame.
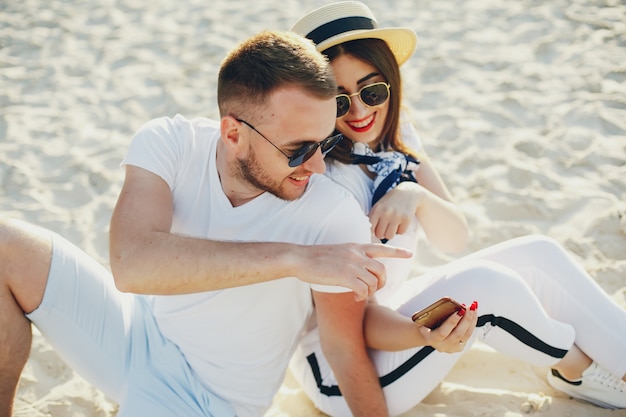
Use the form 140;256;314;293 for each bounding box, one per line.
368;154;469;253
413;155;469;252
363;298;477;353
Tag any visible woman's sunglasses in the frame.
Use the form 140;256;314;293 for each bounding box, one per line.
335;82;391;118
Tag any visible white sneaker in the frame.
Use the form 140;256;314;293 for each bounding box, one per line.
547;361;626;409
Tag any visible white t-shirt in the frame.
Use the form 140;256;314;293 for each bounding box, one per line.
122;114;372;417
324;121;424;306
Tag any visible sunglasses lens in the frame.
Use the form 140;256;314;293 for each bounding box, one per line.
288;143;317;167
361;83;389;107
321;134;343;154
287;134;343;167
336;95;350;118
335;84;390;118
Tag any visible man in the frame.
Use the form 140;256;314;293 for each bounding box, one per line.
0;31;410;417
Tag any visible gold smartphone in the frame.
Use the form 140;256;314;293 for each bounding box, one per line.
411;297;464;329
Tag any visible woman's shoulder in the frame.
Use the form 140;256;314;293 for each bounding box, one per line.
324;160;373;214
399;117;423;152
325;160;368;184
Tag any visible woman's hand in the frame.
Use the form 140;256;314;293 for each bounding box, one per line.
415;301;478;353
369;182;425;242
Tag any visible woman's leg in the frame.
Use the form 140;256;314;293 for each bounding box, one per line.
291;260;575;417
454;235;626;379
395;260;576;365
374;260;577;415
290;329;465;417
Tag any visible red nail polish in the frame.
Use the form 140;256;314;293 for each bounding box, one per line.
470;301;478;311
457;308;466;317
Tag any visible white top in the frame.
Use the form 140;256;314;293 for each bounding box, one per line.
122;114;372;417
325;121;424;306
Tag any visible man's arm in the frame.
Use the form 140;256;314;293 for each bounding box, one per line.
109;165;411;297
314;291;389;417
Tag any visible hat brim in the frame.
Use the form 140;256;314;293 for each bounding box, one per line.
315;27;418;66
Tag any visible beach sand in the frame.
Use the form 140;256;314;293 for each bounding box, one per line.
2;0;625;416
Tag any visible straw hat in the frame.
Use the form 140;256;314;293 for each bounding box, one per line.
291;1;417;66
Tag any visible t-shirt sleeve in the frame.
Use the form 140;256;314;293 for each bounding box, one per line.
308;185;373;294
400;120;424;154
121;116;184;190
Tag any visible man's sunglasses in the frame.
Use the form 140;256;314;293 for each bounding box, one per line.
336;82;391;118
236;118;343;167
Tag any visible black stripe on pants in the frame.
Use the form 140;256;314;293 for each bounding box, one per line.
306;314;569;396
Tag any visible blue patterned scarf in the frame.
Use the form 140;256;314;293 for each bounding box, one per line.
351;142;420;206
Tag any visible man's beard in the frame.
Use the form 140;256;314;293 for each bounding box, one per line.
234;150;302;201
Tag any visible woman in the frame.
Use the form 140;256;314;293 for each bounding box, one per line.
289;2;626;417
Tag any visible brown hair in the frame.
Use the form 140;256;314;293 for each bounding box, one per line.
218;31;337;121
323;38;417;163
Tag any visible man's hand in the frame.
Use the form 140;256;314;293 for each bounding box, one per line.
290;243;412;301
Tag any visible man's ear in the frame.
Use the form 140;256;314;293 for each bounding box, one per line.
221;116;243;149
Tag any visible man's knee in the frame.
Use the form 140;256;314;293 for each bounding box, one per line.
0;219;52;313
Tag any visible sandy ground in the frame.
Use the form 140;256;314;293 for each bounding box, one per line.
1;0;625;416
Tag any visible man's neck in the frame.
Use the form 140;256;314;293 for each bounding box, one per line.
215;142;264;208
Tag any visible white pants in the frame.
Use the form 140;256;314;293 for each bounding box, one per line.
290;235;626;417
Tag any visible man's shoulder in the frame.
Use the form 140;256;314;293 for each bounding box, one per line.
138;114;219;136
124;114;221;177
131;114;221;155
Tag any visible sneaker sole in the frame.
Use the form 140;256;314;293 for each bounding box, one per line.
548;372;620;410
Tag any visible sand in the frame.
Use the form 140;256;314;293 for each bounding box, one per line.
2;0;625;416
